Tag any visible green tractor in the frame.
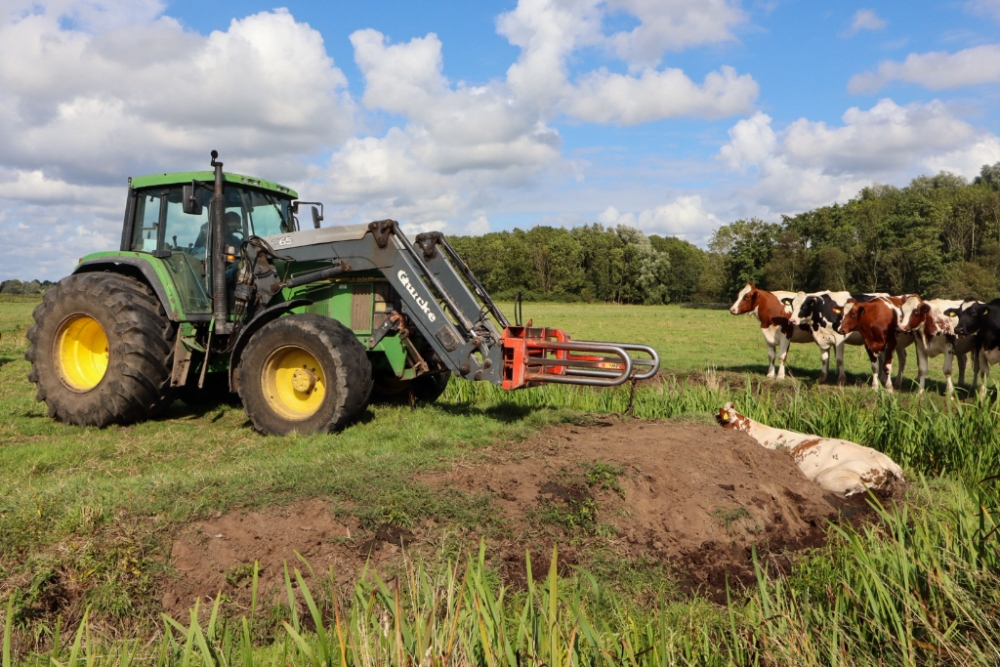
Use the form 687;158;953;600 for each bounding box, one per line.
26;152;659;435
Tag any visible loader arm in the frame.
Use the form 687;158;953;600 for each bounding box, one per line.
258;220;659;389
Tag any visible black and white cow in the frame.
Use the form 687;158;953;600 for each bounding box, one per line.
790;291;891;385
952;298;1000;398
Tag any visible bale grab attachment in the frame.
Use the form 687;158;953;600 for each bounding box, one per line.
500;326;659;390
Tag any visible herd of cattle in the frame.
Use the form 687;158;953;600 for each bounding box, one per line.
729;283;1000;396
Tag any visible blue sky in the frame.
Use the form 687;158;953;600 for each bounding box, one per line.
2;0;999;279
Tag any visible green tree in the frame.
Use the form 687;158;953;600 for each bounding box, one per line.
710;218;779;296
649;236;708;302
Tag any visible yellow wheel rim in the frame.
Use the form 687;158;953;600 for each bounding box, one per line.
262;346;326;420
56;315;109;391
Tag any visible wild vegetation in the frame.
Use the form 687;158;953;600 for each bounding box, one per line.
3;295;1000;665
449;162;1000;304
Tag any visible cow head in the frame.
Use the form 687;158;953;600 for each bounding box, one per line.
898;296;928;333
716;402;750;431
954;302;988;337
784;292;807;326
730;284;757;315
837;300;861;335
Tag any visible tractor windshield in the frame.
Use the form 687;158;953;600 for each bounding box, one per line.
242;190;293;238
131;185;293;257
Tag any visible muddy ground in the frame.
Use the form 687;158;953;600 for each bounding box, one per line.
162;417;863;614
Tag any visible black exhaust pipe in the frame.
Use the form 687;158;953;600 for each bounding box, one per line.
210;150;228;333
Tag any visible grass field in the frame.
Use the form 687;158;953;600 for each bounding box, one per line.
2;295;1000;666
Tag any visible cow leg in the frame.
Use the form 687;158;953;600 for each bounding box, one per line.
943;344;955;398
867;348;880;391
894;346;907;391
979;350;990;400
776;335;791;380
766;341;777;378
836;340;847;385
884;340;897;393
970;349;981;394
818;346;830;384
915;337;928;395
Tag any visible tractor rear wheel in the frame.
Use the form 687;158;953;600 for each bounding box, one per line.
238;314;372;435
25;272;175;427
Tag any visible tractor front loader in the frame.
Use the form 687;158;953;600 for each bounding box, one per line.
26;152;659;435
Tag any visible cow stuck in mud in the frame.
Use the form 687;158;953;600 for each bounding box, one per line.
716;403;903;497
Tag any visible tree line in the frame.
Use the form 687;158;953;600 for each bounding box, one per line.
0;279;55;295
449;162;1000;304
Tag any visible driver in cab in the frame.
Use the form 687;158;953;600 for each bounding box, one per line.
194;211;244;251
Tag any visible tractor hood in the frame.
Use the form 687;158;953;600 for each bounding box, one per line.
261;223;371;251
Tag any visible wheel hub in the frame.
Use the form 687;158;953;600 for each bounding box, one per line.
55;315;109;391
261;346;327;420
291;368;317;393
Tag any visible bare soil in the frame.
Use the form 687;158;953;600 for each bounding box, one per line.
162;418;859;611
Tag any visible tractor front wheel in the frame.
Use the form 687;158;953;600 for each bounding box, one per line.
238;314;372;435
25;272;175;426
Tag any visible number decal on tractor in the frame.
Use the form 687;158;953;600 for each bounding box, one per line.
276;236;294;247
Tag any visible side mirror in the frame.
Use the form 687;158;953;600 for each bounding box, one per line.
292;201;324;229
182;183;202;215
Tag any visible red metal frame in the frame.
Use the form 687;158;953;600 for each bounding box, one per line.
500;326;640;390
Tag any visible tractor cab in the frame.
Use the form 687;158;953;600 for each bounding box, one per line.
125;171;299;318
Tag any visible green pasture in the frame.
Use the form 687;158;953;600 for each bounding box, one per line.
2;295;1000;665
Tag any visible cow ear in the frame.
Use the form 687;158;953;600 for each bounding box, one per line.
944;308;958;317
832;307;842;314
858;306;865;316
919;304;930;314
984;307;989;315
780;297;793;306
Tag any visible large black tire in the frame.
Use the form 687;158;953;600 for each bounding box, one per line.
372;372;450;404
238;314;372;435
25;272;175;427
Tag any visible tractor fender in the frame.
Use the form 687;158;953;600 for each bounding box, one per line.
74;256;185;320
228;299;312;392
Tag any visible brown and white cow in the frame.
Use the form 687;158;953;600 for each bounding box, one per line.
898;296;977;396
837;296;911;392
729;283;814;380
716;402;903;497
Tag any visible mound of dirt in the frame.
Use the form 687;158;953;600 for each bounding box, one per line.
421;419;843;592
162;419;854;612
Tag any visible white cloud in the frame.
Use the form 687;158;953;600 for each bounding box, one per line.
966;0;1000;21
0;169;119;205
923;135;1000;177
781;99;976;173
605;0;746;67
849;44;1000;93
497;0;757;121
566;65;758;124
846;9;887;36
718;99;999;213
0;5;354;186
465;214;492;235
719;111;776;169
598;195;721;242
